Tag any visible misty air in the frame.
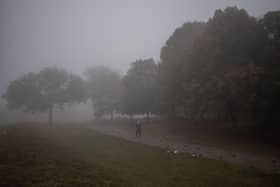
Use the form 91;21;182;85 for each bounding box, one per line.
0;0;280;186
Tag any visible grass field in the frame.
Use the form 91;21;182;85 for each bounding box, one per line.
0;123;279;187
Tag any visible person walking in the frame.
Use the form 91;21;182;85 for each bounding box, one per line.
136;120;142;138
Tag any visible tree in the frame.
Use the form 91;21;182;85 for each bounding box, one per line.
158;6;267;126
187;64;261;126
2;67;86;125
193;7;261;66
159;22;206;118
181;7;262;125
259;10;280;64
255;11;280;126
122;58;159;119
85;66;122;120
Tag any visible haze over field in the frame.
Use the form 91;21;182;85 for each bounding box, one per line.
1;0;280;93
1;1;280;186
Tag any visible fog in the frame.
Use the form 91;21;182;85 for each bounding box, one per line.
1;2;280;185
1;0;280;86
0;0;280;122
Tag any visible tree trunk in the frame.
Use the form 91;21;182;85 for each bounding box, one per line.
48;106;53;125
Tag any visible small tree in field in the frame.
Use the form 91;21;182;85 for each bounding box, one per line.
2;67;86;125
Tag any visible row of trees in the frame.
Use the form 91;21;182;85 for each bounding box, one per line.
85;59;159;120
2;59;159;124
3;7;280;127
160;7;280;127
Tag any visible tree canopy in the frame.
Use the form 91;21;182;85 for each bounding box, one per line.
158;7;280;127
122;58;159;118
2;67;86;124
85;66;122;119
160;22;206;117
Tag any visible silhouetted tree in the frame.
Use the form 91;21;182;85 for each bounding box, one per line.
256;11;280;126
187;7;262;125
160;22;206;118
159;6;265;126
2;67;86;125
122;58;159;118
85;66;122;120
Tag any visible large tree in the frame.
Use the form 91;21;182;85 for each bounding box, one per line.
159;6;264;125
255;11;280;126
191;7;261;68
159;22;206;118
85;66;122;120
184;7;262;125
122;58;159;118
2;67;86;124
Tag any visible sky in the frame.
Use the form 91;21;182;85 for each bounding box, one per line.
0;0;280;93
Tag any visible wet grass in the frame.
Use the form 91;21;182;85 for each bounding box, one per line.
0;123;279;187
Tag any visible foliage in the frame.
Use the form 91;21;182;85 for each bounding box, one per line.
160;22;206;117
255;11;280;125
159;6;280;128
2;67;86;124
183;7;262;124
85;66;122;119
122;58;159;117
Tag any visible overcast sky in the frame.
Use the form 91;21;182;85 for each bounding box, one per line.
0;0;280;92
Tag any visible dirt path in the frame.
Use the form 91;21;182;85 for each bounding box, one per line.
89;123;280;173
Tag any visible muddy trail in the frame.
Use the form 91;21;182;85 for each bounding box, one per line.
88;121;280;173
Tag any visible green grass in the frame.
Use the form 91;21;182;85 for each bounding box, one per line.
0;123;279;187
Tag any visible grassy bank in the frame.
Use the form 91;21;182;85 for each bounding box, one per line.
0;123;278;187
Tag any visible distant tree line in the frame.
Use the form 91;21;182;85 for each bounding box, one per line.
84;58;159;120
3;7;280;128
